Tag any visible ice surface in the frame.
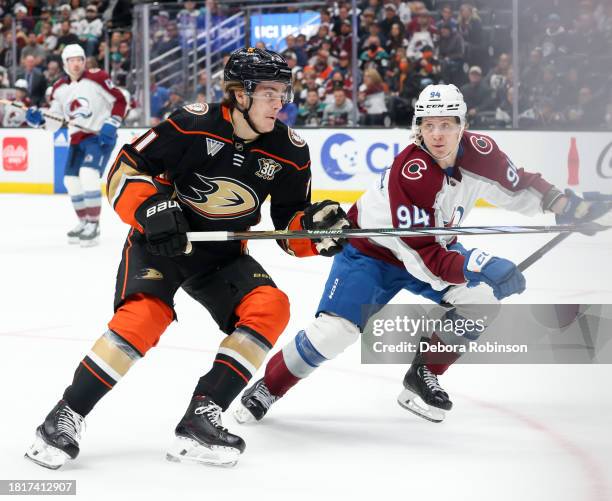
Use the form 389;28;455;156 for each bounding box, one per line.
1;194;610;501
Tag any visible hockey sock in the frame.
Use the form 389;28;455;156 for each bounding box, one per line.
63;330;142;416
63;175;87;220
193;327;272;410
422;333;462;375
80;167;102;222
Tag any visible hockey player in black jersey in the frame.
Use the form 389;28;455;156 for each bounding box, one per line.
25;47;350;469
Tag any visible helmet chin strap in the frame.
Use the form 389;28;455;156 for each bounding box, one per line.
237;96;263;136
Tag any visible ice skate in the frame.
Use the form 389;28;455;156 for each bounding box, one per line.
398;349;453;423
67;221;87;244
25;400;85;470
167;396;245;467
234;378;279;424
79;221;100;247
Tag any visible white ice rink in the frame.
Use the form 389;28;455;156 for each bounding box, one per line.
1;194;611;501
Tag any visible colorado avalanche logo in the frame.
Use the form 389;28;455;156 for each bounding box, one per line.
401;159;427;180
68;97;92;119
470;135;494;155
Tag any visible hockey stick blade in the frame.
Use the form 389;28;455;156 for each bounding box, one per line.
186;222;609;242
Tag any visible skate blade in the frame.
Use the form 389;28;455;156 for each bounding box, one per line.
166;436;241;467
79;238;99;248
233;404;257;425
397;389;446;423
24;434;70;470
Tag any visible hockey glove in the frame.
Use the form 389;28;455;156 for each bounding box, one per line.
463;248;526;300
25;107;45;128
135;195;190;257
302;200;351;257
98;116;121;148
555;190;611;235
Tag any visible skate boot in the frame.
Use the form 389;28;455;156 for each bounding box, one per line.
234;378;279;424
67;221;87;244
25;400;85;470
167;396;245;467
79;221;100;247
398;348;453;423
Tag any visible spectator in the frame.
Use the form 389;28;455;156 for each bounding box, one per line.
306;25;331;58
55;20;81;54
519;97;565;129
565;86;603;128
332;5;350;36
305;48;334;81
296;88;325;126
568;13;607;55
17;55;47;107
69;0;86;23
485;53;511;92
406;10;437;40
159;85;186;120
332;20;353;56
461;66;493;121
21;32;47;66
195;70;223;102
494;85;514;127
150;75;170;121
358;68;388;125
14;4;35;32
53;5;75;35
378;4;402;40
359;36;389;74
520;47;543;91
385;23;408;57
358;8;377;40
437;4;458;32
332;49;352;78
526;65;561;110
152;10;171;44
322;87;355;126
557;67;582;110
324;71;352;102
76;4;103;56
85;56;98;70
44;59;62;86
438;23;465;84
537;14;569;62
457;3;484;67
405;21;436;61
39;21;58;53
2;79;30;127
294;34;309;67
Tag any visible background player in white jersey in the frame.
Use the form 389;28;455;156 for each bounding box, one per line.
236;84;611;424
25;44;127;247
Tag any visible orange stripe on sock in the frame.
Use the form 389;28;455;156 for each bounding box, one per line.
214;358;249;383
81;360;113;389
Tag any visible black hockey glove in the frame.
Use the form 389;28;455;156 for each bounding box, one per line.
302;200;351;257
135;195;190;257
555;190;611;236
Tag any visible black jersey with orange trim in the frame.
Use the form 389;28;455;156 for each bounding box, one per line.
107;103;314;256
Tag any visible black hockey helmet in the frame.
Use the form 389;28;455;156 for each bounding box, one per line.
224;47;293;100
223;47;293;134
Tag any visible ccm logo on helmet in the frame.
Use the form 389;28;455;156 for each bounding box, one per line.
401;159;427;180
426;104;445;108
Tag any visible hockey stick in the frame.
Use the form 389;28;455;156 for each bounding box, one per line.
0;98;96;133
186;222;608;242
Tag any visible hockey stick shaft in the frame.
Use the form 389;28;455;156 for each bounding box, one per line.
517;232;571;272
186;223;607;242
0;99;96;133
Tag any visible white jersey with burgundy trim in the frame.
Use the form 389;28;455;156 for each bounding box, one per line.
47;69;127;144
347;131;556;291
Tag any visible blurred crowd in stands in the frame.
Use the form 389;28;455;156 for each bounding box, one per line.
0;0;610;129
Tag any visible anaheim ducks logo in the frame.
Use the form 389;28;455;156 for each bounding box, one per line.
135;268;164;280
176;174;259;219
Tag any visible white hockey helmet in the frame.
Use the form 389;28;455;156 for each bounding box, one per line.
61;44;86;67
14;78;28;91
413;84;467;125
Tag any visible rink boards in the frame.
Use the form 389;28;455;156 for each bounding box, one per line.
0;127;610;201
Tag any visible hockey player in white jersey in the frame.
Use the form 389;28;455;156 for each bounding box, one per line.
25;44;127;246
236;84;611;424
